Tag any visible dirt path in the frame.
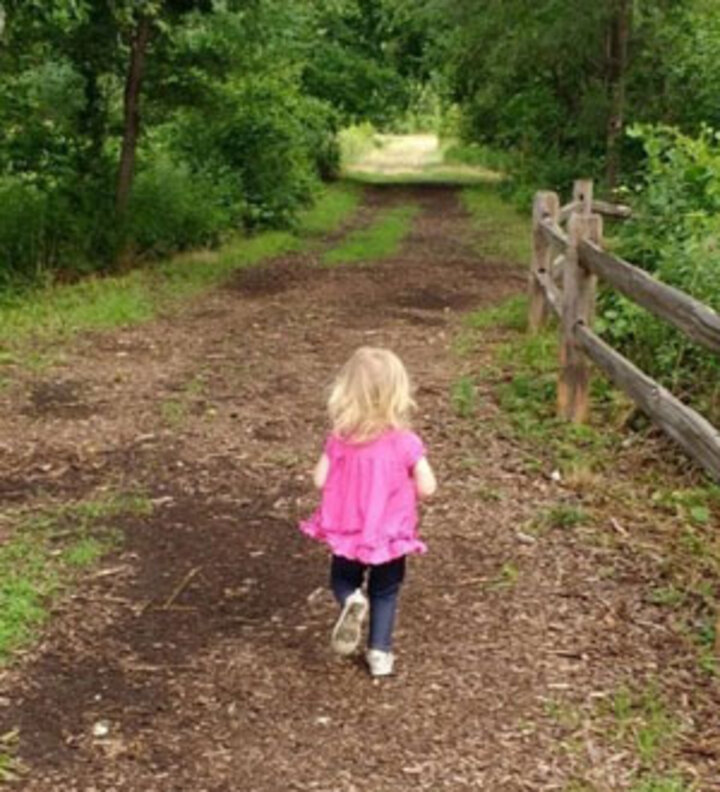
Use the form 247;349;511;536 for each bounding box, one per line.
1;186;718;791
345;134;500;184
351;134;444;174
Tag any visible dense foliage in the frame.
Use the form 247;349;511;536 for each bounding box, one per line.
599;126;720;416
0;0;422;285
437;0;720;197
426;0;720;418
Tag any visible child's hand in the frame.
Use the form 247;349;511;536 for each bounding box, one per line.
313;453;330;490
413;457;437;499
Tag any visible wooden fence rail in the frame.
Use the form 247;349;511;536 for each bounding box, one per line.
528;179;720;483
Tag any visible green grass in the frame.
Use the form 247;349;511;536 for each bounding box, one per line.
630;776;689;792
490;561;520;590
0;730;25;783
452;187;701;789
547;685;689;790
610;685;678;767
649;585;686;607
465;294;528;332
323;203;419;265
462;184;531;263
345;168;501;187
0;491;152;661
160;397;188;426
443;141;509;170
297;182;362;236
536;503;588;531
0;183;361;353
63;537;105;567
157;374;210;427
462;296;616;473
457;194;720;683
650;486;720;525
451;375;476;417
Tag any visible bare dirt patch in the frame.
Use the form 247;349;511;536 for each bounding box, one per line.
394;286;480;312
23;379;97;420
229;257;315;297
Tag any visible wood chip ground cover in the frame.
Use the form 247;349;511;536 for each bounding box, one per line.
0;185;717;791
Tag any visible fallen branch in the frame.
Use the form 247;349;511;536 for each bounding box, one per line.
91;565;130;580
162;566;201;610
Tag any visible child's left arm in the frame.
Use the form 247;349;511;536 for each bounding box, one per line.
312;453;330;490
404;432;437;499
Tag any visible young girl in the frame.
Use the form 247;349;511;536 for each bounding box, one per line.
300;347;436;677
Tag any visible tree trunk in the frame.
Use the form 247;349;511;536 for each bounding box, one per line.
78;67;106;177
605;0;631;191
116;15;152;218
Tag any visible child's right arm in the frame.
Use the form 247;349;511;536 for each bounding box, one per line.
413;457;437;499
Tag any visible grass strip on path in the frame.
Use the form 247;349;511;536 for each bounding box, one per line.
296;181;361;237
323;203;419;265
0;182;362;352
461;184;531;263
345;169;500;187
0;492;153;663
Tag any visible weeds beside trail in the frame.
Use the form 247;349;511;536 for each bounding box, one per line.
0;159;718;790
0;183;362;356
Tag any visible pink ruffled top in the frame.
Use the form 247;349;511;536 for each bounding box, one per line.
300;429;428;565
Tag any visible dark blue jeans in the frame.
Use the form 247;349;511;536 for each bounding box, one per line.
330;555;406;652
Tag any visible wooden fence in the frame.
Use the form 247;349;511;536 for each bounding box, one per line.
528;179;720;482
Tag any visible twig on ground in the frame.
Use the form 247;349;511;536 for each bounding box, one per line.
162;566;201;610
91;565;130;580
609;517;628;536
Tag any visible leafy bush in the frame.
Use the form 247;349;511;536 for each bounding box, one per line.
0;170;143;285
598;125;720;417
294;96;341;183
175;77;336;229
0;178;50;287
127;158;236;256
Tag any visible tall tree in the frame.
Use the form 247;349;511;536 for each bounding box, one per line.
112;0;214;218
605;0;632;189
116;11;152;216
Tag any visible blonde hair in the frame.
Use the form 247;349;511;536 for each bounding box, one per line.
328;347;415;442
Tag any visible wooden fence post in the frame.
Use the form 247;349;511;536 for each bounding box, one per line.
558;185;603;422
529;191;560;333
573;178;594;216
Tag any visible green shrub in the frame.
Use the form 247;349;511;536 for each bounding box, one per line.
176;77;333;230
298;96;341;181
127;158;235;257
0;176;116;285
0;177;49;287
598;125;720;419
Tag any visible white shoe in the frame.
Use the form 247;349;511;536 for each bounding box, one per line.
331;589;368;655
366;649;394;677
